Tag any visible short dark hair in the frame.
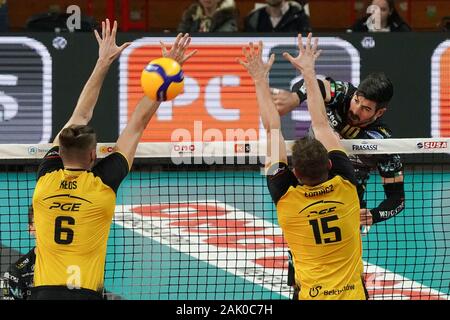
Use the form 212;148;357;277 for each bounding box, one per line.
292;137;329;183
356;72;393;109
59;124;97;155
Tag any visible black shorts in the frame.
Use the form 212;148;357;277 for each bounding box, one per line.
30;286;104;300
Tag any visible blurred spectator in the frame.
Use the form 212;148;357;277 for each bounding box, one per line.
26;6;97;32
244;0;311;33
440;16;450;32
0;0;8;32
350;0;411;32
177;0;238;33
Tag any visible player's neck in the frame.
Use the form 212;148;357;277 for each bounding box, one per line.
63;161;90;171
301;176;328;186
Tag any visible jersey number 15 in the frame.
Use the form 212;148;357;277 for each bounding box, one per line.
309;215;342;244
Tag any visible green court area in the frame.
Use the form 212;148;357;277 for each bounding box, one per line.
1;169;449;300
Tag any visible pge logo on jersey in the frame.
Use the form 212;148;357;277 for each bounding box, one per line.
0;37;52;143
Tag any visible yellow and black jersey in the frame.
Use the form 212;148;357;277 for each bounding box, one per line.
32;146;129;293
267;150;366;300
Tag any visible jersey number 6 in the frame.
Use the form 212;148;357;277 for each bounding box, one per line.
54;216;75;244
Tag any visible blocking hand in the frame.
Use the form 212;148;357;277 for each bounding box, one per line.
94;19;131;64
160;33;198;66
283;33;321;74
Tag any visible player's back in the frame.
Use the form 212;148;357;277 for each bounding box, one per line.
32;147;129;293
33;168;116;291
277;174;365;300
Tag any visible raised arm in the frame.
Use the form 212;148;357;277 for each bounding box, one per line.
272;78;332;116
283;33;342;152
116;33;197;166
53;19;130;146
238;41;287;167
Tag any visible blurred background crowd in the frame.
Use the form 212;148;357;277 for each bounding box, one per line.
0;0;448;33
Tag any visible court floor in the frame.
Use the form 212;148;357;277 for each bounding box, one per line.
1;170;449;300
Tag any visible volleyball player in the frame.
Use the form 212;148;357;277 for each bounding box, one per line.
2;206;35;300
30;20;196;299
238;33;367;299
272;73;404;228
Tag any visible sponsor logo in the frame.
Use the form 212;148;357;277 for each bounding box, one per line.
352;141;378;151
49;202;82;211
52;36;67;50
173;144;195;155
309;285;322;298
99;145;116;154
16;258;29;270
268;164;286;177
379;201;405;219
361;36;376;49
366;130;384;139
28;146;37;155
28;146;51;156
417;141;448;149
324;284;355;296
234;143;250;154
327;110;340;128
304;184;334;197
309;206;337;216
299;200;344;214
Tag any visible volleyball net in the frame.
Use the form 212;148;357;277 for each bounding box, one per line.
0;138;449;300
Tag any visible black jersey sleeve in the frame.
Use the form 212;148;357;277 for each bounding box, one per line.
3;265;25;300
327;79;357;109
328;150;357;186
37;146;63;179
291;77;356;107
353;124;404;178
266;162;299;205
92;152;129;193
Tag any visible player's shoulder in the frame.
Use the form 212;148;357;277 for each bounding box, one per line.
329;78;357;96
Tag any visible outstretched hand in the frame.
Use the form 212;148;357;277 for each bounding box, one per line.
160;33;197;66
283;33;321;73
94;19;131;64
237;41;275;82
